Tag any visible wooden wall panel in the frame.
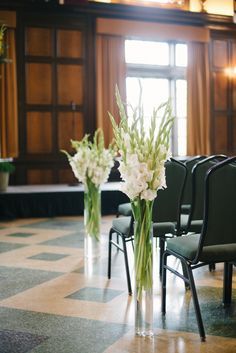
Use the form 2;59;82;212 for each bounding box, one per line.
58;169;78;184
57;65;83;105
212;40;228;68
26;63;52;104
26;112;52;154
58;112;84;151
57;29;82;58
25;27;52;56
213;115;228;153
213;72;228;110
231;41;236;67
27;169;53;184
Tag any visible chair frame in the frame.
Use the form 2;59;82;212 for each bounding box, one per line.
107;215;134;295
161;157;236;341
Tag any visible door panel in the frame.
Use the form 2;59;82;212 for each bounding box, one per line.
26;63;52;104
27;112;52;154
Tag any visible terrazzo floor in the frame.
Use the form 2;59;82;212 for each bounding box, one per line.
0;216;235;353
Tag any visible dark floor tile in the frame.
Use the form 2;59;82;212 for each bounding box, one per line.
0;329;48;353
21;219;83;231
0;242;27;254
8;232;35;238
66;287;124;303
155;286;236;338
0;266;63;300
0;307;130;353
28;252;69;261
40;232;84;248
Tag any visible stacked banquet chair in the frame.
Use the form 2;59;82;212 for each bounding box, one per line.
181;155;206;216
107;158;187;294
180;155;227;236
180;155;227;273
161;156;236;341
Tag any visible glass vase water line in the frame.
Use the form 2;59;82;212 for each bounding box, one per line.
84;181;101;258
132;199;154;337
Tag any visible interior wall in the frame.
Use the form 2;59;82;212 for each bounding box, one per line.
190;0;233;16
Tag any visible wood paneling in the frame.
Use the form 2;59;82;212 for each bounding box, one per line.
57;65;83;105
17;15;93;185
26;112;52;154
211;33;236;155
213;72;228;111
58;112;84;151
213;115;228;153
27;169;53;184
58;169;78;184
25;27;52;56
26;63;52;104
57;29;82;58
212;40;228;68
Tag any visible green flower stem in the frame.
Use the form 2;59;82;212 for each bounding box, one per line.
132;199;153;301
84;180;101;241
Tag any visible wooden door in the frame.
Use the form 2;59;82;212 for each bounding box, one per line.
16;12;95;184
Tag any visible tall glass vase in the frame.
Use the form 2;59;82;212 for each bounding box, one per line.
132;199;153;337
84;181;101;258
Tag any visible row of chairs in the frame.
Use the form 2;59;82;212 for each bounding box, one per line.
107;155;236;340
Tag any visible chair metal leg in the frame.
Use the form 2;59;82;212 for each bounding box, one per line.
181;260;190;290
161;251;168;314
209;263;216;271
159;237;165;277
223;262;233;307
122;236;132;295
185;263;206;341
107;229;113;279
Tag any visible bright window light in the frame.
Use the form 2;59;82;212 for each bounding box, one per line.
125;40;169;66
175;43;188;67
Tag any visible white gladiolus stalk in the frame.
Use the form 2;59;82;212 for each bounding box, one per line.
109;84;174;302
61;129;114;240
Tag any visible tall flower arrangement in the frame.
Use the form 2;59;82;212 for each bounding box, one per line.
62;129;114;243
110;85;173;335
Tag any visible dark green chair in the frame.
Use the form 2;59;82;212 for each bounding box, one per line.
108;158;187;294
107;214;134;295
181;155;206;215
181;154;227;235
152;158;187;276
117;202;132;217
161;157;236;341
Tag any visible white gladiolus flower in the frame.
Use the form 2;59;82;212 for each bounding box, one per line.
62;129;114;188
141;189;157;201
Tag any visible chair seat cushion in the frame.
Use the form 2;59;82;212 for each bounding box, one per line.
167;234;236;263
112;216;132;236
118;203;132;216
153;222;176;237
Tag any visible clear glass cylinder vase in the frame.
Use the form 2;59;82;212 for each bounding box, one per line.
84;183;101;258
133;200;153;337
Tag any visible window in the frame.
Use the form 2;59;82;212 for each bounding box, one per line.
125;39;188;156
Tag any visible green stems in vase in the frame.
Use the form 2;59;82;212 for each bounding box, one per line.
132;199;153;300
84;180;101;241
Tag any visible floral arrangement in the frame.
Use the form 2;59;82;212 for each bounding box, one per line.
62;129;114;241
110;85;173;301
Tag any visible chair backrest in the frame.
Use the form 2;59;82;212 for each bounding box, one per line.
195;157;236;261
152;158;187;232
182;155;206;206
187;155;227;229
